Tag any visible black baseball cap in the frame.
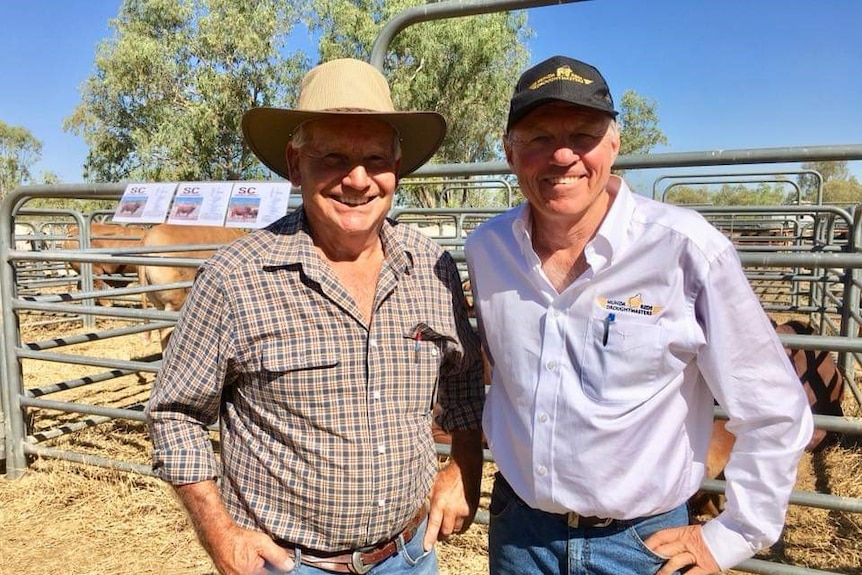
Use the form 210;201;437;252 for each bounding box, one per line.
506;55;618;132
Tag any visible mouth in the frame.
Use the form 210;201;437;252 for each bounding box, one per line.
544;175;583;185
333;195;375;207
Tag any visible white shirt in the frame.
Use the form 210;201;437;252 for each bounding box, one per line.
464;176;813;570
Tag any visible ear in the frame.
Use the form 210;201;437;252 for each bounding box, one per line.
285;144;301;187
503;133;515;168
609;123;621;163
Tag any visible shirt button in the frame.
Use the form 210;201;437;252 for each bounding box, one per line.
377;499;386;507
430;348;438;357
537;466;547;476
538;413;549;423
377;444;386;454
546;360;557;370
553;310;560;317
372;390;381;400
369;339;378;348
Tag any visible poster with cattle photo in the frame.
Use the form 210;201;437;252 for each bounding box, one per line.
113;182;178;223
167;182;233;226
224;182;292;229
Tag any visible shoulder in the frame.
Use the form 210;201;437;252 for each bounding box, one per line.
630;194;732;259
465;206;523;251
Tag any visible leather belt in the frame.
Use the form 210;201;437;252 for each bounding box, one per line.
282;506;427;574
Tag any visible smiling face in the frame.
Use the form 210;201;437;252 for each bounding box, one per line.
286;116;401;252
505;101;620;229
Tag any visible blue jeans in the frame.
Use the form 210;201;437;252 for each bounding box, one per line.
488;473;688;575
274;516;438;575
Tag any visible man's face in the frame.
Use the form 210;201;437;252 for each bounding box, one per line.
505;102;620;225
286;117;400;241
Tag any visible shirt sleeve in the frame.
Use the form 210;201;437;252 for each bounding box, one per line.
694;246;814;569
144;262;235;485
433;251;486;433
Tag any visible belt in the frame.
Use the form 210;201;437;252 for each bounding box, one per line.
495;472;615;529
282;506;427;574
556;511;615;529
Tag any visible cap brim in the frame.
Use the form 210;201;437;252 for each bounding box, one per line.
242;107;447;179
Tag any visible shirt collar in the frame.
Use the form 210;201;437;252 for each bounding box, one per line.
508;175;637;272
262;207;414;277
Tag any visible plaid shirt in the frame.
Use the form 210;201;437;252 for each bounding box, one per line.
145;208;484;552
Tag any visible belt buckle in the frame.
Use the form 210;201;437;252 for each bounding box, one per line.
567;512;613;528
351;550;373;575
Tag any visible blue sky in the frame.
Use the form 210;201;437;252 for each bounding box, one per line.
2;0;860;188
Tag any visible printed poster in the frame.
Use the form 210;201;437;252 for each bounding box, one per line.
112;182;177;223
167;182;233;226
225;182;292;229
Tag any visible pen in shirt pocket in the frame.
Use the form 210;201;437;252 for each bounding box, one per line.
414;331;422;362
602;313;615;347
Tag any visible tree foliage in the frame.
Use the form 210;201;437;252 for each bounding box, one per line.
665;185;710;206
65;0;307;182
617;90;668;157
796;160;862;205
711;183;785;206
0;120;42;199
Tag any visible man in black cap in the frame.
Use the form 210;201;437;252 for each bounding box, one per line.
465;55;813;575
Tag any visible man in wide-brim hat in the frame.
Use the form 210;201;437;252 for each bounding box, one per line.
147;58;486;575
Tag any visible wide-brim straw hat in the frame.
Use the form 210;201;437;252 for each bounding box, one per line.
242;58;447;178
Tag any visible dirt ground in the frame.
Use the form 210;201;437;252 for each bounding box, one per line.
1;317;861;575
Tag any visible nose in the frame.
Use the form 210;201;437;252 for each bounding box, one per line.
342;164;371;190
550;144;579;165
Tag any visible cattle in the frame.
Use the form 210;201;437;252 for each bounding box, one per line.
229;204;259;220
690;319;845;518
138;224;247;349
173;203;199;218
62;223;145;306
14;223;39;251
117;200;144;216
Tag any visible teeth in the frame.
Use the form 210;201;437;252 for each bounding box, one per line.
547;176;581;184
336;196;372;206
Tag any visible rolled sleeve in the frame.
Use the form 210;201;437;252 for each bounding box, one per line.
145;263;234;485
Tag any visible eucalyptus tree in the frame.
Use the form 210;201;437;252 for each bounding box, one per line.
0;120;42;198
796;160;862;204
65;0;308;182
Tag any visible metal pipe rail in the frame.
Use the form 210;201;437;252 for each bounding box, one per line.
652;169;824;205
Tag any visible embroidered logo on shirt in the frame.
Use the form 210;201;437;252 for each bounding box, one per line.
597;294;663;316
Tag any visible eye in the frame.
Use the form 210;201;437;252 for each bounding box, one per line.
364;155;393;171
321;153;348;169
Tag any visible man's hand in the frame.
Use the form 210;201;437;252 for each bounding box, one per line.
644;524;721;575
208;524;295;575
422;429;483;551
174;481;295;575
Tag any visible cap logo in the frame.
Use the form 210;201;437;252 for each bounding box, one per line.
528;65;594;90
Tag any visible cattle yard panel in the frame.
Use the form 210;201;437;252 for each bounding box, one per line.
2;169;862;575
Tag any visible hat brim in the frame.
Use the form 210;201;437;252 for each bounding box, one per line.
242;107;447;179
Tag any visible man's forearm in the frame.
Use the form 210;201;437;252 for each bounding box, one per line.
448;429;484;511
174;480;238;556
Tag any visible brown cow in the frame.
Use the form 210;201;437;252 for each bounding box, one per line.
62;222;145;306
138;224;247;349
690;319;845;518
